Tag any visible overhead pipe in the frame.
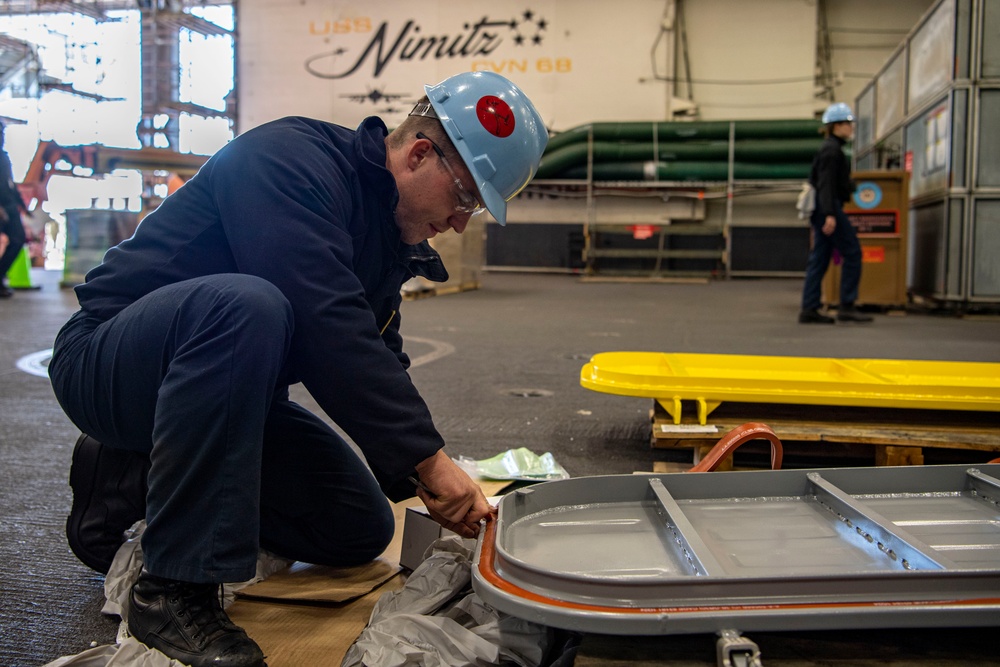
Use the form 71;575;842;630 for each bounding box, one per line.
561;161;811;182
536;138;822;179
544;119;823;154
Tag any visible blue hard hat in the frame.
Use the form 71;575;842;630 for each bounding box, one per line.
822;102;855;124
423;71;548;226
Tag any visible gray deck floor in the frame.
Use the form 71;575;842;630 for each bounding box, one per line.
2;268;999;666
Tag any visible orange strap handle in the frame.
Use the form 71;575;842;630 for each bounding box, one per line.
687;422;783;473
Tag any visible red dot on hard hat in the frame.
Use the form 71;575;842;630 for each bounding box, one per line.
476;96;515;138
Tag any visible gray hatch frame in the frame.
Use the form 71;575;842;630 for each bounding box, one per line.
472;463;1000;635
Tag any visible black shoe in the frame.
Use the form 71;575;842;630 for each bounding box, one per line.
128;571;266;667
798;309;835;324
67;434;150;574
837;307;874;323
0;285;12;298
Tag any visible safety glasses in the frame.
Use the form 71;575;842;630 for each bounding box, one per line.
416;132;484;216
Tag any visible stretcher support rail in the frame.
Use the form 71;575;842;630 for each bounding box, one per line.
807;472;953;571
648;478;723;576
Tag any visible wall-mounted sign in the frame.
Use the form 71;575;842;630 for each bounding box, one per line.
237;0;668;133
862;246;886;263
852;181;883;209
847;210;899;236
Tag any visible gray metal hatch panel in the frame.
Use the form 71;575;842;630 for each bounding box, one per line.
471;464;1000;635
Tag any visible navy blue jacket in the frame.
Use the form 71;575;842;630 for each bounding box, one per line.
809;135;855;218
72;116;449;499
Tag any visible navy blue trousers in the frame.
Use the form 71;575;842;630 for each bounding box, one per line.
50;274;394;583
800;207;863;312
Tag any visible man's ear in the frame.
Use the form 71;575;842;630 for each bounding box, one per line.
407;136;433;171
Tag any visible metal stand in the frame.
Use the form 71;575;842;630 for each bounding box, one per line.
717;629;763;667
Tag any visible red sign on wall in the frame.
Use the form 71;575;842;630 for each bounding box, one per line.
628;225;658;240
862;246;886;263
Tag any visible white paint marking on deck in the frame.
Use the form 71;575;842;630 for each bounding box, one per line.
404;336;456;368
16;336;453;380
16;349;53;378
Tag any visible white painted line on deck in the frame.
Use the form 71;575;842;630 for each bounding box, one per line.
16;336;454;380
404;336;456;368
16;348;53;378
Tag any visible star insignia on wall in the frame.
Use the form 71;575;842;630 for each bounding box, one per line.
508;8;546;47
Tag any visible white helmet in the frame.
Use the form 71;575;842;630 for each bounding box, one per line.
416;71;547;225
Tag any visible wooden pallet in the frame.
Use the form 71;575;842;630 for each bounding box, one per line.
401;281;480;301
651;400;1000;469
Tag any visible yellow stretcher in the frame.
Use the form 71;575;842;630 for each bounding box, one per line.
580;352;1000;425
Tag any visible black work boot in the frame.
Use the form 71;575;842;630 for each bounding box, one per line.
837;305;874;323
798;309;835;324
66;434;150;574
128;571;266;667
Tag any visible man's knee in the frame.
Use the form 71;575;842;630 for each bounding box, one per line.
338;497;395;565
342;502;395;565
840;244;862;265
177;275;294;348
207;275;292;325
263;495;395;567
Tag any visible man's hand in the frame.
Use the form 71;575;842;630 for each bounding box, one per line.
413;449;492;538
822;215;836;236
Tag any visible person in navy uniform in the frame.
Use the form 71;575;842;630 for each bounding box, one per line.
799;102;873;324
50;72;547;667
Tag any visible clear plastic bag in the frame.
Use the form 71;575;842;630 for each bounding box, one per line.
455;448;570;481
